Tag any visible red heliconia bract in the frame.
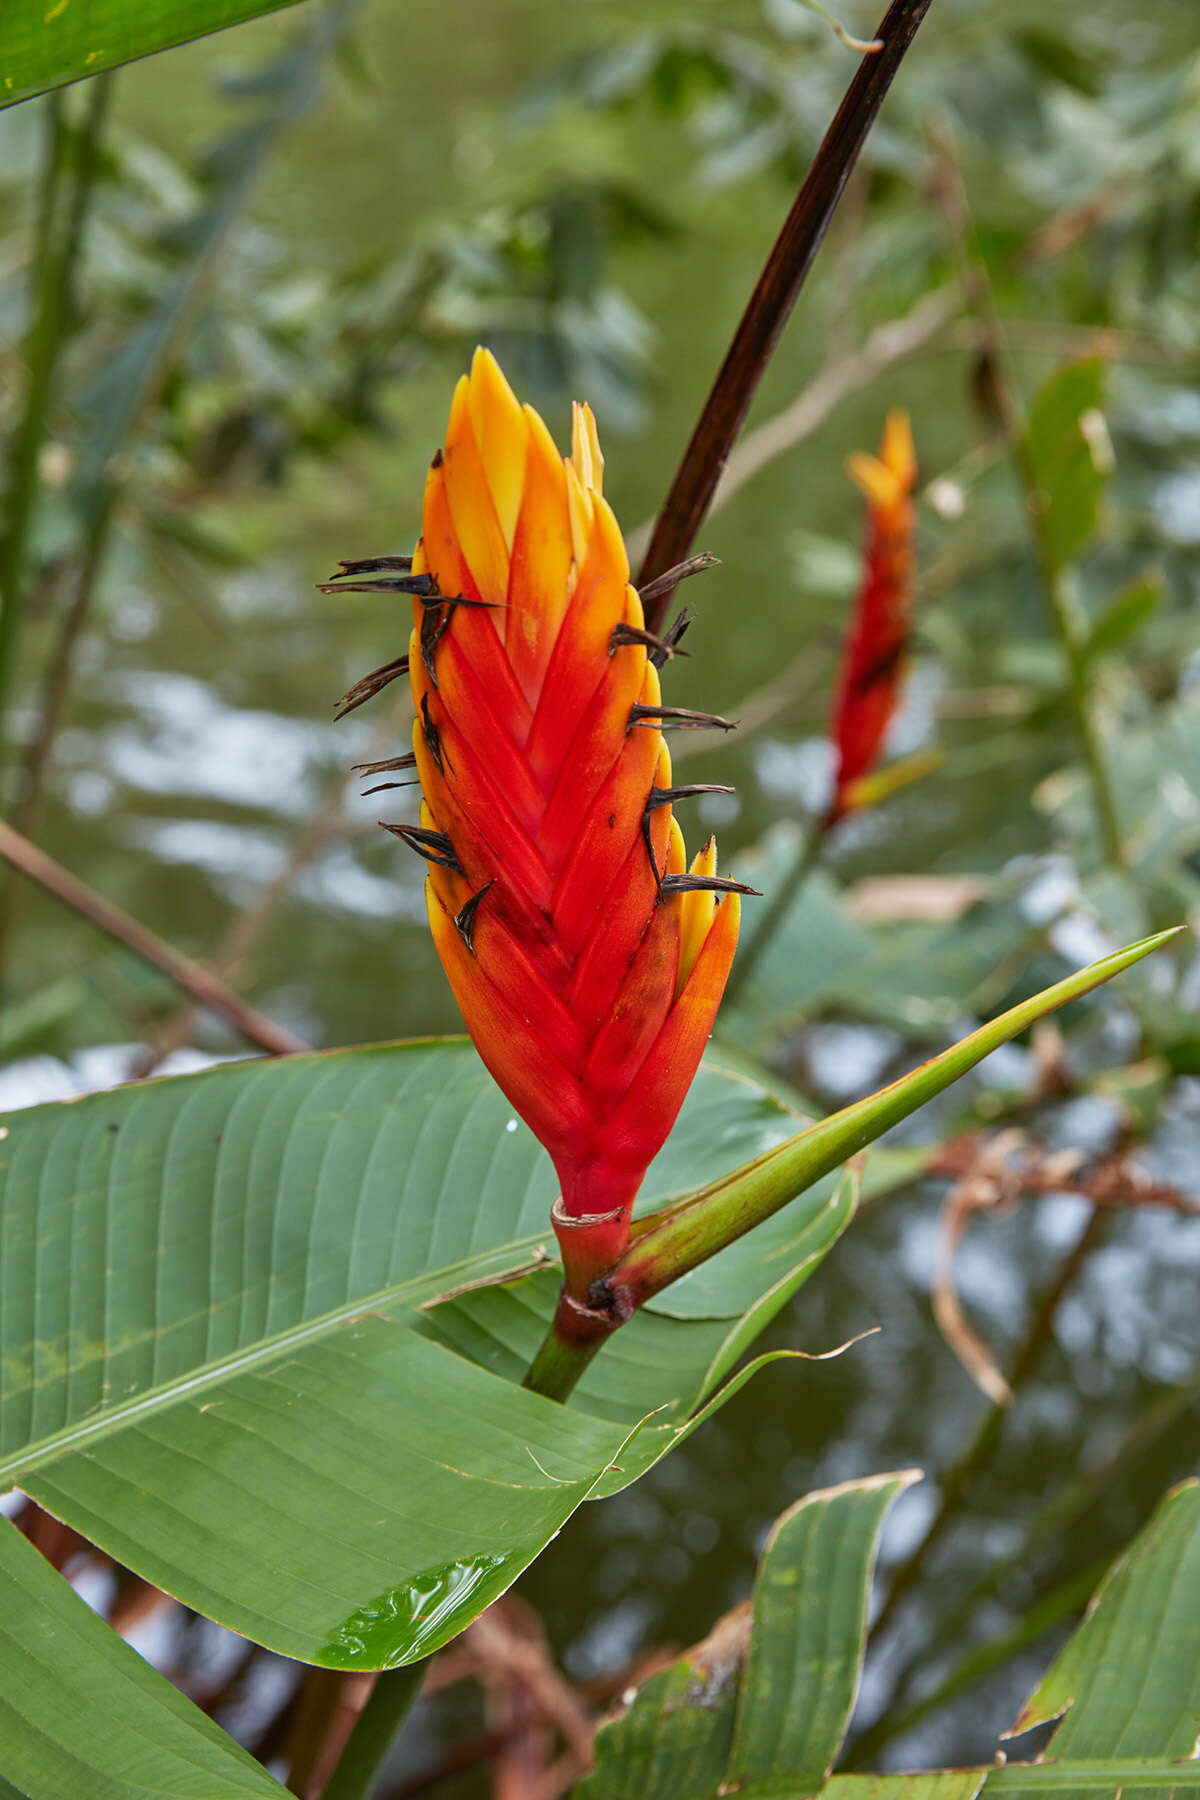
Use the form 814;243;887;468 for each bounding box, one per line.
349;350;748;1298
827;409;917;825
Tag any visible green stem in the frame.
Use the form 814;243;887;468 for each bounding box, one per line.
0;486;117;973
320;1663;426;1800
0;78;111;791
930;120;1125;870
1015;433;1125;868
0;97;68;784
724;813;823;1006
521;1286;617;1403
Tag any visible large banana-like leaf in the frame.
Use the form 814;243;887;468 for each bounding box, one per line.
0;932;1173;1669
0;1042;849;1666
0;0;304;108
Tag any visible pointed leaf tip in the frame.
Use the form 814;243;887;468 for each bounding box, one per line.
614;926;1182;1304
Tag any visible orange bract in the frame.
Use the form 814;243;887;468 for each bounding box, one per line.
828;409;917;824
400;350;743;1285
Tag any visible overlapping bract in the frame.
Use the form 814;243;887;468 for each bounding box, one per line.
828;409;917;824
402;350;740;1267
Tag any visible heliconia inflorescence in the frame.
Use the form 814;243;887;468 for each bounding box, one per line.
827;409;917;826
332;349;752;1299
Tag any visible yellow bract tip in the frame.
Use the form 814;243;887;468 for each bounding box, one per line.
881;408;916;489
677;837;719;996
571;401;604;498
847;411;916;510
846;450;902;510
467;347;527;552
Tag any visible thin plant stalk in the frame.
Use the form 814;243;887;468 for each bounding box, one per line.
724;812;824;1005
0;78;112;779
0;488;118;969
867;1205;1108;1647
320;1666;427;1800
930;121;1125;869
0;816;308;1056
0;96;68;782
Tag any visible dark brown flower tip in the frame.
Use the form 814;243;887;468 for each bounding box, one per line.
659;872;761;898
352;752;418;777
646;782;736;811
361;778;421;796
627;702;736;734
421;603;451;686
380;821;463;872
318;572;441;598
421;692;454;776
608;621;692;662
453;880;495;955
334;654;411;720
637;552;720;607
650;608;694;669
639;785;736;892
333;555;413;577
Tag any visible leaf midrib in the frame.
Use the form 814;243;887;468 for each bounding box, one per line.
0;1232;552;1485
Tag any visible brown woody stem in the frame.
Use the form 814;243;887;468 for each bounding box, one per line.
0;817;308;1057
636;0;934;631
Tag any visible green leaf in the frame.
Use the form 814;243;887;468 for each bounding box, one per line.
574;1608;743;1800
825;1779;987;1800
1005;1479;1200;1763
1025;358;1109;578
577;1472;919;1800
1081;574;1164;666
0;1518;282;1799
1012;27;1104;96
617;930;1179;1296
726;1472;921;1795
0;1042;849;1666
579;1479;1200;1800
0;0;304;108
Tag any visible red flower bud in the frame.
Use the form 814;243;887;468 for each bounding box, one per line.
377;351;745;1293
